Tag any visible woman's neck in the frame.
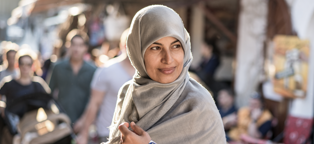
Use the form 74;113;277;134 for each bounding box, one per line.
17;75;32;85
221;104;232;112
70;58;84;66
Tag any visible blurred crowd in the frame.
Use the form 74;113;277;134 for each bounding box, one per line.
0;4;283;144
0;27;280;144
0;25;135;143
0;0;312;143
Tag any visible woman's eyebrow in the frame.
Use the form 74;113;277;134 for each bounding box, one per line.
153;42;162;45
171;40;180;45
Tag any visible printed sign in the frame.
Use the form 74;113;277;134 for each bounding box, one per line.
272;35;310;98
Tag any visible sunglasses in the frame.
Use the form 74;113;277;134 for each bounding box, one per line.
19;63;33;67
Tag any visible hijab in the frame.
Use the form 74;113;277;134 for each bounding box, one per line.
107;5;226;144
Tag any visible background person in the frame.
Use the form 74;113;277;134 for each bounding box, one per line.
194;38;220;81
217;88;238;130
0;52;50;144
190;39;222;99
227;92;272;142
0;46;19;81
49;30;96;124
74;28;135;144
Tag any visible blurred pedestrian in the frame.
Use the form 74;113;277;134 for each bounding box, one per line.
217;88;237;130
227;92;272;142
190;38;222;99
74;28;134;144
49;30;96;124
0;47;19;81
0;52;50;144
195;39;220;81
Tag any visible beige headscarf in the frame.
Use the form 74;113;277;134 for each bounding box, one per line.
107;5;226;144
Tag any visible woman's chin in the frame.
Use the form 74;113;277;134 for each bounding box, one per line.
155;74;179;84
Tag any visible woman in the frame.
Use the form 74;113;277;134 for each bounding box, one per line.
0;53;50;115
227;92;272;143
0;52;50;143
0;53;50;103
107;5;225;144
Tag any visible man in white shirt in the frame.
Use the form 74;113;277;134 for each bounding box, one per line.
0;48;18;81
74;29;134;144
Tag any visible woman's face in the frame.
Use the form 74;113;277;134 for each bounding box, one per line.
218;90;233;108
19;56;33;76
201;43;212;59
249;98;262;110
144;36;184;84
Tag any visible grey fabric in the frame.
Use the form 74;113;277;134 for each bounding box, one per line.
107;5;226;144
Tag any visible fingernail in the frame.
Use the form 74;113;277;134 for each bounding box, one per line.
119;123;126;127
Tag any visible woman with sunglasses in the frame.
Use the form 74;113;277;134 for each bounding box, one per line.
0;53;50;105
0;52;51;143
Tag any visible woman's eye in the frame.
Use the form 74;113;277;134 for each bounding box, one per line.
173;44;182;49
151;46;160;50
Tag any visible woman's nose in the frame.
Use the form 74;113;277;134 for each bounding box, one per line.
161;49;173;64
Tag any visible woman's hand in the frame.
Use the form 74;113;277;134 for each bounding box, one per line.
73;118;85;134
75;131;89;144
119;122;151;144
250;108;262;121
223;113;237;129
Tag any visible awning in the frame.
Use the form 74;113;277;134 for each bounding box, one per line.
31;0;82;14
84;0;205;8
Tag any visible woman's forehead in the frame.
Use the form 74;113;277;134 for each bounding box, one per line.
21;56;32;61
154;37;180;43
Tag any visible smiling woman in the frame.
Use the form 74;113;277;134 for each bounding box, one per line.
106;5;226;144
144;37;184;84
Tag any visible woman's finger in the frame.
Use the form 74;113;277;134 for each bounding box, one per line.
119;124;131;136
122;122;129;128
119;124;131;143
130;122;144;135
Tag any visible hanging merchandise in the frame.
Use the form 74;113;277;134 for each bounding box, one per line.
89;17;105;46
271;35;310;98
104;4;129;41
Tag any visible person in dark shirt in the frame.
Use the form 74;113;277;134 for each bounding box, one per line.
0;53;50;109
190;39;221;99
217;88;237;130
0;77;49;104
0;53;50;143
49;30;96;123
195;39;220;81
228;92;272;142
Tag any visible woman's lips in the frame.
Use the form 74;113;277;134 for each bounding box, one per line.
158;67;176;74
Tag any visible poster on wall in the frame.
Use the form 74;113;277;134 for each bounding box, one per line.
272;35;310;98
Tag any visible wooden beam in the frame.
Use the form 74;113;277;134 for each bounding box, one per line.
199;4;237;44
